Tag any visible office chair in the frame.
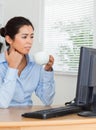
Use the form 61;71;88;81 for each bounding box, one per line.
0;42;3;53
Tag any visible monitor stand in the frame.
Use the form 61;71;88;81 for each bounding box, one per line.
78;103;96;117
78;111;96;117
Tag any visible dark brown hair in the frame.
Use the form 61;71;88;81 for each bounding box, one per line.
0;16;34;46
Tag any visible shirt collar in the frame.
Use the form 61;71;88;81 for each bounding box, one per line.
26;54;35;64
0;52;6;63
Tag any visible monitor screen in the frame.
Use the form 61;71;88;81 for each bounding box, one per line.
75;46;96;117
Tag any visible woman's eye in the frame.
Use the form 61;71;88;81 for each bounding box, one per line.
31;36;34;39
22;36;27;39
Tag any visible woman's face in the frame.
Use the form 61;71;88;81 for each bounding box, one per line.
9;25;34;55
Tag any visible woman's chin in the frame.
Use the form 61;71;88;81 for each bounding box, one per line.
24;51;30;55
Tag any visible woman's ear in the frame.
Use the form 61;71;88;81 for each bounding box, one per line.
5;35;13;45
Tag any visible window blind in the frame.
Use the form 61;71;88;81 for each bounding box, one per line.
42;0;94;74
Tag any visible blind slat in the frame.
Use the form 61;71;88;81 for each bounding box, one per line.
43;0;94;73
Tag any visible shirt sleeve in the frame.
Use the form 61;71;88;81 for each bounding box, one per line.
35;68;55;105
0;67;18;108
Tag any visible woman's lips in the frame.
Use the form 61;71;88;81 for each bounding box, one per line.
25;46;31;50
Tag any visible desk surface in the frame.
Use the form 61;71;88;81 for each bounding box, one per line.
0;106;96;130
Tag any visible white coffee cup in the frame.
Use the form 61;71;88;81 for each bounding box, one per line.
34;51;49;65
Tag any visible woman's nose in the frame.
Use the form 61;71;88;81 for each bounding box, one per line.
27;37;32;44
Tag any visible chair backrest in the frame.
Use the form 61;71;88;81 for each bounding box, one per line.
0;42;3;53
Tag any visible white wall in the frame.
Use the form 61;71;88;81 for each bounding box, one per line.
2;0;77;106
3;0;41;53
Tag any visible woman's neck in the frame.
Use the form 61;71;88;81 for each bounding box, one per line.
18;56;27;76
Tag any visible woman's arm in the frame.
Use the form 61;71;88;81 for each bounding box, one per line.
35;68;55;105
0;67;18;108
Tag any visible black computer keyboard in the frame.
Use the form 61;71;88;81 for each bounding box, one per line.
21;105;82;119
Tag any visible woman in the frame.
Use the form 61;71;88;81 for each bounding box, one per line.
0;16;55;108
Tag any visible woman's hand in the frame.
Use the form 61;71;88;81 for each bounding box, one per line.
5;48;23;69
44;55;54;71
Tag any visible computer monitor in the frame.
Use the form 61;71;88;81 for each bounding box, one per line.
75;46;96;117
